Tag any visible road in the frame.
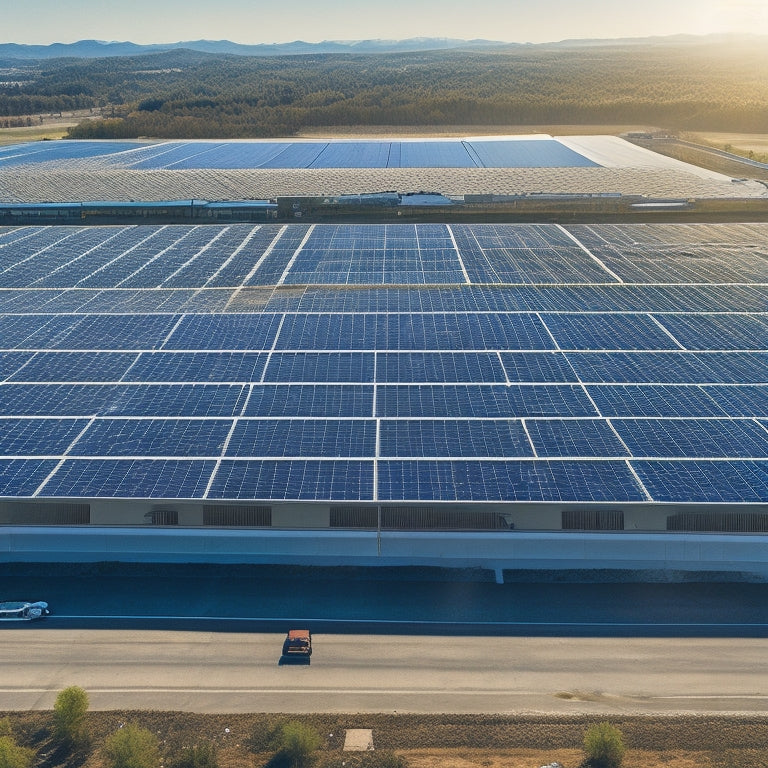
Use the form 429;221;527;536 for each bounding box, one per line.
2;562;768;714
2;628;768;714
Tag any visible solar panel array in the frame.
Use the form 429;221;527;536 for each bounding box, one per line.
0;222;766;505
0;138;599;170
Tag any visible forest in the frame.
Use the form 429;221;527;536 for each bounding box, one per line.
1;38;767;138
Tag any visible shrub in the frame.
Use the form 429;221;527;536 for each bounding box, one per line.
0;722;11;739
0;735;34;768
103;724;160;768
583;721;625;768
53;686;89;748
167;743;218;768
277;722;322;767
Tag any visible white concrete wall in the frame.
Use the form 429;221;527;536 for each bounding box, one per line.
2;527;768;577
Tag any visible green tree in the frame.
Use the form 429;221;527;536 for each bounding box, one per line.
277;721;322;768
53;686;89;748
0;735;34;768
103;724;160;768
583;721;625;768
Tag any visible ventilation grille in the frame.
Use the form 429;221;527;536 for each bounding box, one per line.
202;505;272;527
381;506;509;530
562;510;625;531
0;502;90;525
145;509;179;526
667;512;768;533
329;506;378;528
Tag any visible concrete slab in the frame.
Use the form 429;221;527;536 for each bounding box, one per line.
343;729;374;751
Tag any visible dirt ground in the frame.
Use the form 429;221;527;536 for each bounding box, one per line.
4;710;768;768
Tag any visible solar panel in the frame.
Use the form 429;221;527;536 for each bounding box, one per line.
69;418;233;457
379;419;533;458
612;418;768;458
0;418;90;455
226;419;376;458
0;221;765;507
39;459;216;498
633;460;768;503
207;459;374;500
378;459;646;502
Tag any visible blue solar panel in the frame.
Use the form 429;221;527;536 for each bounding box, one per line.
69;418;233;457
244;226;312;286
376;384;598;418
587;385;726;417
566;352;716;384
259;143;327;169
655;314;768;351
309;142;392;168
468;139;599;168
379;419;533;458
44;315;179;351
0;384;247;417
163;314;282;350
3;138;600;170
0;418;89;455
378;459;645;502
397;141;476;168
499;352;577;382
226;419;376;458
8;352;138;382
277;314;382;349
0;384;125;416
244;384;373;417
207;459;374;500
99;384;249;417
525;418;630;458
0;140;149;168
0;315;76;349
375;352;507;383
692;353;768;384
263;352;375;382
40;459;216;498
0;458;59;495
703;385;768;417
544;313;680;350
205;226;284;287
633;460;768;502
0;221;765;509
379;313;556;350
123;352;267;383
613;418;768;458
0;352;33;380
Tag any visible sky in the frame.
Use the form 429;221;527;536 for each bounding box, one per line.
3;0;768;45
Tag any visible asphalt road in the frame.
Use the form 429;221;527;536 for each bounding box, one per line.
2;629;768;714
2;562;768;714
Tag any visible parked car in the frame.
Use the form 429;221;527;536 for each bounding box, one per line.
0;601;50;620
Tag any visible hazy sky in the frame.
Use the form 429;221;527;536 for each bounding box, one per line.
4;0;768;45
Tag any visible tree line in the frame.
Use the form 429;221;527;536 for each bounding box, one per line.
1;42;766;137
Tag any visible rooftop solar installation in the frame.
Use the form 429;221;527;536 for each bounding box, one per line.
0;137;600;170
0;222;766;505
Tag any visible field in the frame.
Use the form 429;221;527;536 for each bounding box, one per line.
687;131;768;163
0;109;102;145
5;710;768;768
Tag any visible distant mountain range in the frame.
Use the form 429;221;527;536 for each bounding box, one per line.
0;33;764;60
0;37;513;60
